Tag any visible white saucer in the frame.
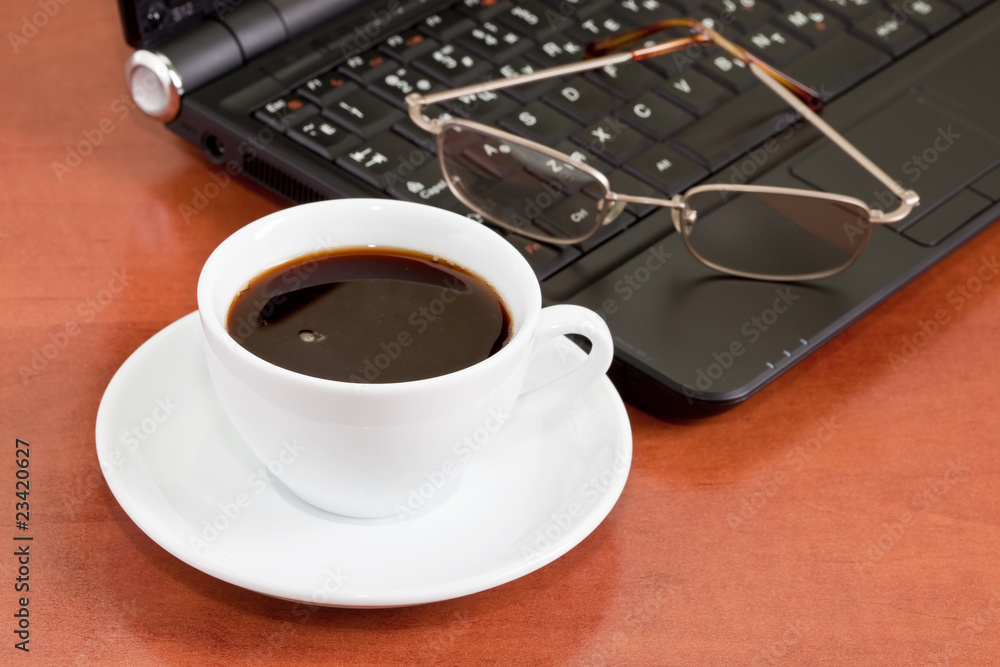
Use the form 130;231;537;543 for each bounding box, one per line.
96;313;631;608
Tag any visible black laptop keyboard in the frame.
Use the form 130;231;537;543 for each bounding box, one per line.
252;0;986;280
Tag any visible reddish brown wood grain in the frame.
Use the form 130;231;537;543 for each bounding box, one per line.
2;1;999;664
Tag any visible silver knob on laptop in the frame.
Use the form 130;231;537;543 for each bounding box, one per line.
125;50;183;122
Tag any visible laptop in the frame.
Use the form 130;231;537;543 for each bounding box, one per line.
117;0;1000;419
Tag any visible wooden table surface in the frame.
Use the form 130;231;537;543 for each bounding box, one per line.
3;1;1000;664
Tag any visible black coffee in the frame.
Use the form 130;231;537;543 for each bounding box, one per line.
227;247;513;383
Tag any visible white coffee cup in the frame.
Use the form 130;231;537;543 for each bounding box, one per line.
197;199;614;518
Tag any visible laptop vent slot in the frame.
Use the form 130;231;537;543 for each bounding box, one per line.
242;155;327;205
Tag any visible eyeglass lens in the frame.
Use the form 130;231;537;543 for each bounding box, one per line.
678;190;873;280
438;124;609;244
439;124;872;280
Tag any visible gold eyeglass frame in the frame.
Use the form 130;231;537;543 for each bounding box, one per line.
404;18;921;281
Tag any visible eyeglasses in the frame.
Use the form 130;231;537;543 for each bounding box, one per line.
405;19;920;282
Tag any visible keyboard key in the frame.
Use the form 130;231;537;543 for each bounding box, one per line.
670;0;707;11
321;89;404;137
586;60;664;100
775;5;846;46
944;0;991;12
853;9;928;57
744;25;810;66
254;94;317;132
608;0;681;25
695;53;759;93
503;231;582;280
387;160;462;209
687;11;745;36
615;91;696;139
812;0;878;22
540;0;611;15
369;66;443;108
339;50;398;85
456;0;513;21
456;134;527;180
298;72;357;107
420;10;477;42
498;0;574;40
527;36;588;67
701;0;775;31
542;76;622;125
448;89;521;122
624;142;709;195
765;0;801;10
285;115;360;160
657;70;734;116
897;0;960;34
572;12;632;41
499;101;581;144
539;194;608;239
785;32;890;98
642;38;715;80
458;20;532;63
410;104;459;127
671;85;792;170
573;117;649;166
496;58;559;102
381;30;439;63
554;140;613;173
521;146;601;187
413;44;494;85
336;134;433;189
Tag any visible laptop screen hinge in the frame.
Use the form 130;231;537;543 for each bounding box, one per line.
125;0;368;121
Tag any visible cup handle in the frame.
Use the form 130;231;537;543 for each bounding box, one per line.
513;304;614;419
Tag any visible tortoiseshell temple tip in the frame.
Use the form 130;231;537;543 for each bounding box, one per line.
584;18;703;58
584;19;825;114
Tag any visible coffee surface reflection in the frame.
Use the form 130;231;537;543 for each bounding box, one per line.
227;247;512;383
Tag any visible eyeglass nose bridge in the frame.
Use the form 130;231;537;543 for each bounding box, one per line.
604;192;688;230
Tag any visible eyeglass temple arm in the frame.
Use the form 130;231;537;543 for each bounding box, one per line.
406;48;641;130
407;20;822;129
749;63;919;224
406;22;816;120
405;33;727;130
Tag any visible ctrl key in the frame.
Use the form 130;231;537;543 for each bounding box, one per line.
286;115;359;160
502;232;580;281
